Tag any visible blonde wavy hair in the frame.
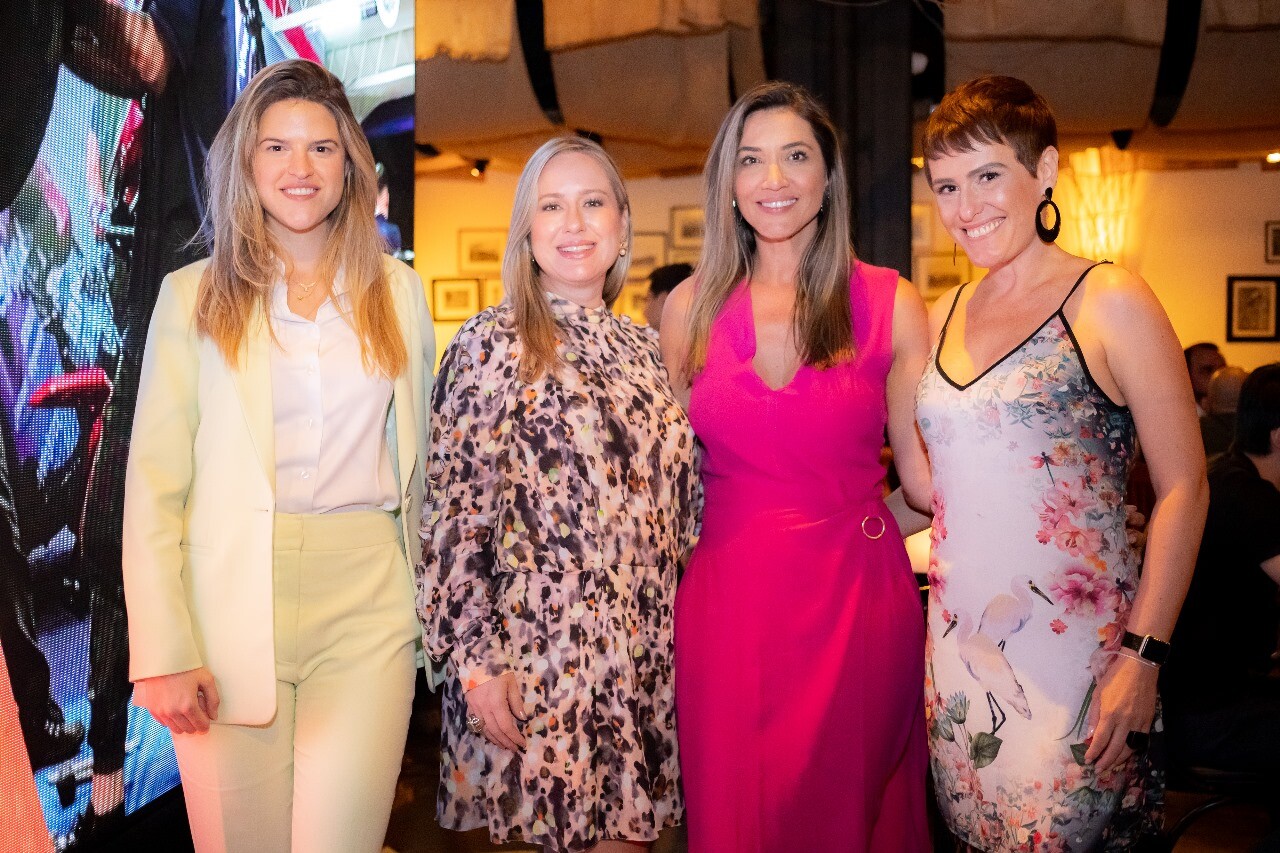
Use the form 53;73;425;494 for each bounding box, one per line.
504;136;632;382
681;81;855;380
196;59;405;377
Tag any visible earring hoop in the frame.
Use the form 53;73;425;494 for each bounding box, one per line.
1036;187;1061;243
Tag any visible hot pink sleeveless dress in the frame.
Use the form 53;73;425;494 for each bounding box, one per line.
675;262;929;852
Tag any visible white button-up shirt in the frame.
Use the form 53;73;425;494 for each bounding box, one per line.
269;282;397;514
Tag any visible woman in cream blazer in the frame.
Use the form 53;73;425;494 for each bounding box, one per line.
122;61;431;853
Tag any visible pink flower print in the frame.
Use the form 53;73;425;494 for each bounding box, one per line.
1053;523;1103;558
927;558;946;601
931;491;948;542
1038;478;1088;526
979;403;1001;430
1050;618;1067;634
1049;566;1121;618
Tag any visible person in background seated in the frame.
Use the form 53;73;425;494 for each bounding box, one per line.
1200;365;1247;460
643;262;692;332
1185;342;1227;416
1162;362;1280;777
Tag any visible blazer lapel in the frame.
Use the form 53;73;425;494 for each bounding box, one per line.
230;313;276;493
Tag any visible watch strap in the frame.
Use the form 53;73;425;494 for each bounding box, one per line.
1121;630;1171;665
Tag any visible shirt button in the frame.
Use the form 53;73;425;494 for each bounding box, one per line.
307;418;315;429
301;470;310;480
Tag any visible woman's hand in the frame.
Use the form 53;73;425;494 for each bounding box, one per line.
465;671;527;752
134;667;220;734
1084;653;1158;772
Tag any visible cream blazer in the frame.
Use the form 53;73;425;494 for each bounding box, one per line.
122;256;434;725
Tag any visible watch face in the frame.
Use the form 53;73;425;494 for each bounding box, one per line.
1142;637;1171;666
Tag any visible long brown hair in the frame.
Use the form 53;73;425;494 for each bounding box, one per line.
504;136;632;382
682;81;854;379
196;59;405;377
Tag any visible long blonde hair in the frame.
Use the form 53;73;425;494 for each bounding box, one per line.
196;59;405;377
682;82;855;380
504;136;632;382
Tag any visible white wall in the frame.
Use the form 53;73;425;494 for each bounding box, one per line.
413;170;704;363
1126;163;1280;371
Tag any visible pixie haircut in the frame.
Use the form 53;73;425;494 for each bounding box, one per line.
1235;363;1280;455
921;75;1057;179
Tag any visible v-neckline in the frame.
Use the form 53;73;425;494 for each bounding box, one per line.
933;306;1063;392
933;261;1108;392
743;282;803;393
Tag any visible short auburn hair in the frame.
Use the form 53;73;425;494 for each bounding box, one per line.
921;75;1057;180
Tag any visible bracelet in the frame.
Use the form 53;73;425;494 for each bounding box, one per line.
1116;648;1160;669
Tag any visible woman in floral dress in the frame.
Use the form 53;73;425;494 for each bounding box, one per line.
416;136;699;853
916;76;1208;850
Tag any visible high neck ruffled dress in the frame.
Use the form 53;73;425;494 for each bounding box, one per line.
417;295;701;853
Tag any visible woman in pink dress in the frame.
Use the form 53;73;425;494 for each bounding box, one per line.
661;82;934;851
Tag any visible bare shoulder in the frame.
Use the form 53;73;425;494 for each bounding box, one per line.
664;277;697;324
1079;262;1167;326
923;281;964;339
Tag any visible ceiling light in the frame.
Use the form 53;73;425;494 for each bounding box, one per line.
470;159;489;179
1267;151;1280;164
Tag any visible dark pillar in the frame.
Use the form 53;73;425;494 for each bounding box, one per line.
764;0;913;276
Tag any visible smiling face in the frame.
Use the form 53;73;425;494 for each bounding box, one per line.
926;139;1056;270
733;107;827;248
252;98;346;254
529;151;627;302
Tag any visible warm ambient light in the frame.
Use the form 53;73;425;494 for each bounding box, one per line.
911;156;924;169
1267;151;1280;164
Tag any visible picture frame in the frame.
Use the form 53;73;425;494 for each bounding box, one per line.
1266;221;1280;264
432;277;482;321
911;203;933;249
667;245;701;266
482;278;505;309
615;282;650;324
627;231;668;281
913;253;973;303
458;229;507;276
1226;276;1280;341
669;206;705;248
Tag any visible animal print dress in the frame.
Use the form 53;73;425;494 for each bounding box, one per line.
916;264;1163;851
417;295;700;853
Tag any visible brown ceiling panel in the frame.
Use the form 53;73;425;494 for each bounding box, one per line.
415;15;556;148
552;30;731;149
1165;26;1280;132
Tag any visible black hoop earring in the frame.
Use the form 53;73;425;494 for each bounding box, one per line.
1036;187;1061;243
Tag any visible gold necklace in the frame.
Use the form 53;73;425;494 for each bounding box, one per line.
290;280;319;301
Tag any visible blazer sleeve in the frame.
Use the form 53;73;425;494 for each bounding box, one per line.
415;312;515;693
121;272;204;680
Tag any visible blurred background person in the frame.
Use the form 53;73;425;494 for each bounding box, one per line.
1162;362;1280;775
918;74;1207;850
418;136;700;853
1185;342;1228;416
643;262;691;332
374;161;403;257
1200;365;1248;460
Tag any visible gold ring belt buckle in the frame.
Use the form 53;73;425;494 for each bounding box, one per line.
861;514;886;540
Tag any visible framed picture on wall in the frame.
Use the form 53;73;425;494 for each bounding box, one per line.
911;203;933;249
432;277;482;321
458;229;507;275
914;253;973;302
669;206;705;248
668;246;701;266
482;278;505;309
1226;276;1280;341
628;232;667;280
1266;221;1280;263
615;282;650;324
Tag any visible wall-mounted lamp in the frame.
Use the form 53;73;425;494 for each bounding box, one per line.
1267;151;1280;165
470;159;489;179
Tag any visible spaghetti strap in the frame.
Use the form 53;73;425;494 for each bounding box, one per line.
1058;260;1112;311
939;283;968;343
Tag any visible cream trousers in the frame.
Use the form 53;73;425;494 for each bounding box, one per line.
172;510;419;853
